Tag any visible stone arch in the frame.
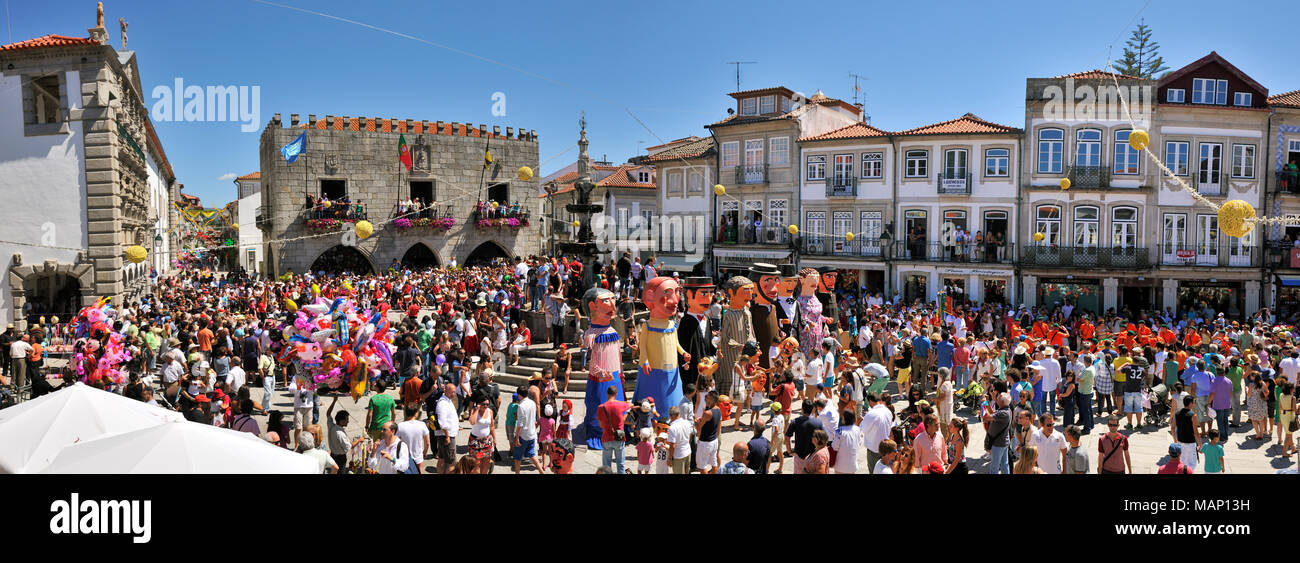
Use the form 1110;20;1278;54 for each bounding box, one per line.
400;242;441;269
8;254;95;331
464;240;511;267
309;245;376;275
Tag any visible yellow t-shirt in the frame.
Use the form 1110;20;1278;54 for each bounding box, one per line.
1112;356;1132;383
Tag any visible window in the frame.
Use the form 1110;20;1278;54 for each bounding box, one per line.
741;98;757;115
760;95;775;114
1074;206;1099;247
768;199;787;235
768;137;789;166
1114;130;1140;175
32;74;62;124
944;149;968;178
744;139;764;167
1192;78;1228;105
1163;213;1187;256
410;180;434;203
781;97;791;113
667;172;683;194
1234;92;1252;107
721;142;739;167
905;150;928;177
805;211;826;245
1232;144;1255;178
1035;205;1061;245
1167;88;1185;103
1038;128;1064;173
320;179;346;200
638;171;650;183
1112;207;1138;249
617;208;630;230
832;211;853;252
832;154;853;185
861;152;883;178
983;148;1009;177
688;172;703;193
806;155;826;181
1164;141;1189;176
1075;129;1102;167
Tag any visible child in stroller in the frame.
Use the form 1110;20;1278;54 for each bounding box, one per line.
1144;382;1170;427
954;380;984;413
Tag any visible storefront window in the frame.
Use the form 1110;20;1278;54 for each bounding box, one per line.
1038;280;1099;313
1177;284;1241;318
983;279;1007;304
904;274;928;305
942;277;967;303
1278;286;1300;321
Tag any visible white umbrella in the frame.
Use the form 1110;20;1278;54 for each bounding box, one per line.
0;383;184;474
37;419;319;474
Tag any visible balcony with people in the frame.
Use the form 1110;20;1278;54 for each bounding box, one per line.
303;194;367;230
716;210;789;246
1022;244;1151;268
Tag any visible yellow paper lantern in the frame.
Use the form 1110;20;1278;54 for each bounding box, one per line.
285;299;298;312
787;225;799;235
354;220;373;239
311;284;320;296
1218;200;1256;238
713;184;726;196
491;201;500;209
517;166;534;181
1128;129;1149;151
125;245;148;264
845;232;855;242
572;220;581;228
1033;232;1046;242
1059;178;1071;190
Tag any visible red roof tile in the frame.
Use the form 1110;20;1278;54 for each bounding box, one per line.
799;122;889;142
641;137;716;162
894;113;1021;136
235;172;261;181
596;164;655;188
1269;89;1300;107
1053;69;1141;80
0;34;100;52
645;136;702;151
728;86;795;100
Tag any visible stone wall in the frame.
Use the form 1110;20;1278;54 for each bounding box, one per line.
259;115;544;274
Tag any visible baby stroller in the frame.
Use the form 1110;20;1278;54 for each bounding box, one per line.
954;380;984;413
1144;383;1169;427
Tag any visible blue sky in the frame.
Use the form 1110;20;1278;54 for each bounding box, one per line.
6;0;1297;205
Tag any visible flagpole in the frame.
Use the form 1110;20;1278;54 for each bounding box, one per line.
477;137;489;209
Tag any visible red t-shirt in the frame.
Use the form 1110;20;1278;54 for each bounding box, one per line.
1157;460;1193;474
597;400;631;442
775;383;796;416
406;304;420;318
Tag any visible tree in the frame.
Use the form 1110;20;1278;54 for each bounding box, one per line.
1114;19;1168;79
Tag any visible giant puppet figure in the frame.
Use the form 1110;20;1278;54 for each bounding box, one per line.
774;263;801;341
634;276;689;417
580;287;623;449
677;277;716;388
716;276;756;397
748;263;782;371
797;267;830;359
815;266;840;337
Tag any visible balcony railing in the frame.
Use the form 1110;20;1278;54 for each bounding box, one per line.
1021;245;1151;268
733;164;769;185
937;172;971;195
1160;243;1260;268
826;176;857;197
718;225;790;245
802;237;886;258
892;241;1015;263
304;203;368;222
1277;170;1300;194
1066;165;1110;189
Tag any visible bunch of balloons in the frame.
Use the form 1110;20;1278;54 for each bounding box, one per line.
275;293;396;400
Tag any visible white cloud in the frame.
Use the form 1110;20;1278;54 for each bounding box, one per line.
217;173;239;181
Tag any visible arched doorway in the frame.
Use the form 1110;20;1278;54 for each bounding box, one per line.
22;273;80;327
464;241;510;267
401;243;441;270
310;245;375;275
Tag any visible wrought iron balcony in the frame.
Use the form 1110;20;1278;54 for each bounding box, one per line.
1160;243;1260;268
1066;165;1110;189
802;237;886;258
1021;245;1151;268
826;176;857;197
937;172;971;195
892;241;1014;263
733;164;768;185
1277;170;1300;195
717;225;790;246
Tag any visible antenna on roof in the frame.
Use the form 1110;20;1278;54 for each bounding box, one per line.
849;72;871;124
725;61;756;91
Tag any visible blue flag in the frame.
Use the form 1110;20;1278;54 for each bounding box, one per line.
281;132;306;163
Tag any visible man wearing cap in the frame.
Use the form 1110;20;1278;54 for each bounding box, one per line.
678;277;716;389
1158;443;1194;474
8;333;31;389
774;264;801;341
748;263;783;373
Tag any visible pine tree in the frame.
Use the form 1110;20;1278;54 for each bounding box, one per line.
1114;19;1168;79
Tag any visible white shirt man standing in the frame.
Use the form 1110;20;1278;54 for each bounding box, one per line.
859;392;894;473
367;421;411;475
396;406;430;473
666;405;693;474
513;387;543;473
1027;413;1068;474
434;383;458;474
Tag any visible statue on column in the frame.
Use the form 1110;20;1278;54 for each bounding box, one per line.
677;277;715;388
747;263;782;372
119;17;128;50
774;263;801;341
633;277;688;419
716;276;755;398
96;2;104;28
579;287;622;450
797;268;829;360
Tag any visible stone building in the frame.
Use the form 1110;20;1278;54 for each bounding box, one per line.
0;13;176;331
257;114;542;274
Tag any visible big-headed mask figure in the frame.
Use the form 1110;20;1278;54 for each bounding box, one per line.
796;267;829;359
678;277;716;387
716;275;756;397
774;263;801;341
643;276;681;320
747;263;782;370
634;276;688;418
579;287;623;449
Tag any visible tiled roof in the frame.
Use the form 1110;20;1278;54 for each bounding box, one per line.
799;122;889;142
728;86;795;99
596;164;655;188
0;34;101;52
1053;69;1141;80
645;136;701;151
1269;89;1300;107
641;136;715;162
236;172;261;181
894;113;1021;136
296;117;530;140
1159;51;1267;97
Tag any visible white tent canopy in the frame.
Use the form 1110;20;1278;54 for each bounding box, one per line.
0;383;184;474
37;419;319;474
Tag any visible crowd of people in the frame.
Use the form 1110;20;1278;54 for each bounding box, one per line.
1;247;1297;476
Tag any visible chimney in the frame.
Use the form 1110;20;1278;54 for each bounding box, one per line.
290;113;299;127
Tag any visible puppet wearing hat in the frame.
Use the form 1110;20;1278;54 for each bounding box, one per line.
678;277;716;388
716;276;756;397
633;277;689;426
748;263;782;372
774;263;801;341
815;266;840;336
580;287;623;449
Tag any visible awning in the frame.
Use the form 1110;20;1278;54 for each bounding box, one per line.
712;248;792;260
1280;274;1300;287
655;255;703;272
798;257;886;270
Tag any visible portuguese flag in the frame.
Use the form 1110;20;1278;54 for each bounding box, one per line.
398;134;412;171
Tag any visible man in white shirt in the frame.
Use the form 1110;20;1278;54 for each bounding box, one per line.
859;392;894;473
367;421;411;475
1040;348;1062;417
8;334;31;388
434;382;458;474
513;387;543;473
297;432;338;474
1280;351;1300;381
666;405;694;474
226;358;246;395
1027;413;1068;474
162;352;185;387
832;410;863;473
396;406;430;474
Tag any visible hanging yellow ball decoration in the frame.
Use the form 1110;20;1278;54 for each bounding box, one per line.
491;201;500;209
1218;200;1256;238
787;225;799;235
1033;232;1046;242
311;284;320;295
1059;178;1071;190
845;232;855;242
285;299;298;312
713;184;726;196
517;166;534;182
125;245;148;264
1128;129;1150;151
354;220;373;239
572;220;581;228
